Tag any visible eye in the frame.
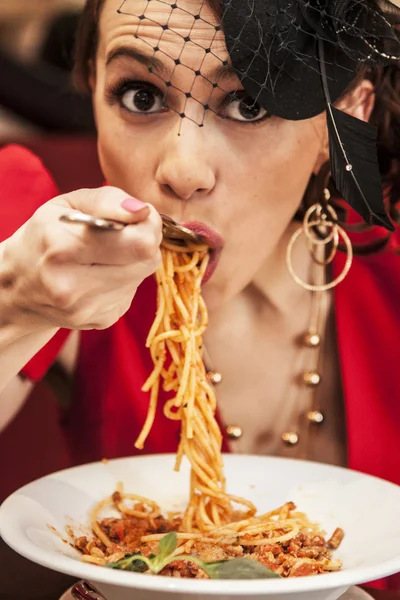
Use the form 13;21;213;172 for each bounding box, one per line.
223;94;269;123
118;83;166;114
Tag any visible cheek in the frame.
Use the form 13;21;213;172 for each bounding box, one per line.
213;122;321;283
224;121;320;232
96;109;135;186
94;100;156;194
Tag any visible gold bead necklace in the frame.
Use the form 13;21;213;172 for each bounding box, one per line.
203;258;328;447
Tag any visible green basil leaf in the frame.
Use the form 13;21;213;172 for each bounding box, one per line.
106;553;149;573
200;557;282;580
157;532;178;561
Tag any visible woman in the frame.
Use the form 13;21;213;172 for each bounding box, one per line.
0;0;400;488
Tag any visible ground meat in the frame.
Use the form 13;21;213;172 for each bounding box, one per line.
223;544;244;558
160;560;201;578
75;536;89;552
290;561;325;577
327;528;345;549
112;491;122;503
191;541;228;562
99;513;177;552
75;507;342;579
250;547;283;574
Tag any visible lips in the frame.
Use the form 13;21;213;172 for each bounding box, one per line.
182;221;224;284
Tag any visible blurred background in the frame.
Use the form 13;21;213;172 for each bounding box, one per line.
0;0;93;137
0;0;103;501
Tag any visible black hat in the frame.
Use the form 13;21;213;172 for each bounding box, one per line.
222;0;400;229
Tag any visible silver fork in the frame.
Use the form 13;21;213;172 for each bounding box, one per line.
70;581;106;599
59;211;205;247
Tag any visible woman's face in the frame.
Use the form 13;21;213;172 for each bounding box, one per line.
92;0;327;307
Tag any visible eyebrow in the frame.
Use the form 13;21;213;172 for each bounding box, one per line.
105;45;237;83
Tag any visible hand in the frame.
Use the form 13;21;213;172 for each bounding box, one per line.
1;187;162;331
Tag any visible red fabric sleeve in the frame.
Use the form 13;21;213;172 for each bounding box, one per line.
0;144;70;381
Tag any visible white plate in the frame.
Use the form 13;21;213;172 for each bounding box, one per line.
1;455;400;600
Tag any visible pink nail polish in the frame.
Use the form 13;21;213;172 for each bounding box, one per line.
121;197;147;213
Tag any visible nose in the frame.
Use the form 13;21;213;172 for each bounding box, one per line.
155;122;216;201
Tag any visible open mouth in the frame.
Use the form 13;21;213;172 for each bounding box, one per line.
181;221;224;284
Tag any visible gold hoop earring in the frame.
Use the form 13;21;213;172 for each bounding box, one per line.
286;197;353;292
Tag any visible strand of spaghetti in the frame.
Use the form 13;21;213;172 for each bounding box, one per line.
181;472;198;530
173;328;194;407
151;330;183;345
135;377;160;449
187;436;223;488
158;259;174;320
169;273;190;322
141;352;166;393
189;281;200;325
162;377;179;392
165;338;181;366
166;246;175;278
279;503;292;520
185;361;197;438
174;436;185;471
256;504;300;520
184;436;221;482
163;398;182;420
116;495;160;519
195;399;222;455
193;484;256;517
240;526;300;545
141;532;202;542
90;497;114;548
177;272;195;312
82;555;106;565
191;414;223;468
149;340;165;365
145;272;165;347
171;539;195;558
179;450;221;495
195;257;209;290
198;494;219;530
198;295;208;327
195;396;221;441
200;506;305;537
225;494;257;515
199;379;218;412
235;519;300;536
189;432;223;481
162;240;209;253
192;437;222;484
193;491;232;519
210;500;222;528
174;251;200;273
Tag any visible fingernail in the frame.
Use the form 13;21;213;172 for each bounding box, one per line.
121;197;147;213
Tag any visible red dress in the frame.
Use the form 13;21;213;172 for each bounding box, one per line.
2;144;400;482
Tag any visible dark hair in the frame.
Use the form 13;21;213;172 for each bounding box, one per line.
73;0;400;247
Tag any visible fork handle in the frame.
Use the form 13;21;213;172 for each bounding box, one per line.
71;581;106;599
59;212;125;231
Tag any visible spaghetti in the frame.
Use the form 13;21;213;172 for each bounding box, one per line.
75;243;344;578
135;241;256;531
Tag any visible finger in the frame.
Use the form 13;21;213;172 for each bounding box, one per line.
52;186;150;225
